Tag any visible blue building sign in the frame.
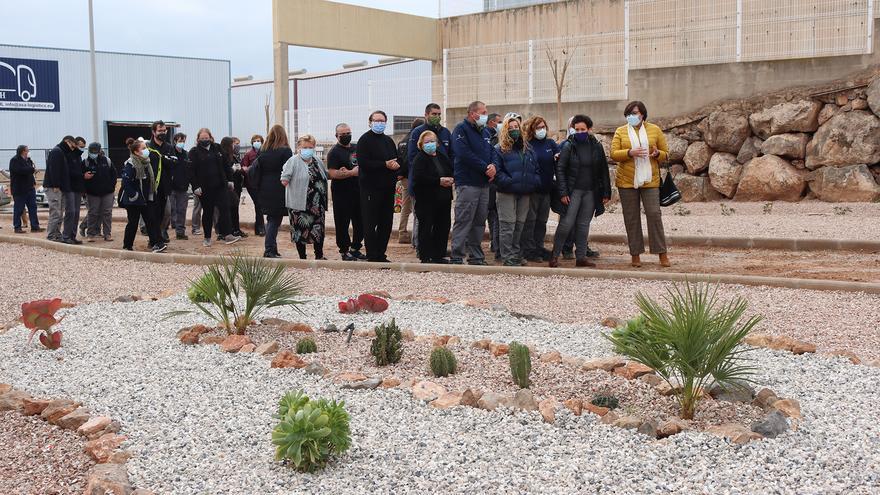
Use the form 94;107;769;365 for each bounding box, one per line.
0;57;60;112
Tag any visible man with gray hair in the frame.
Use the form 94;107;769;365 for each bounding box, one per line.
327;122;365;261
450;100;496;265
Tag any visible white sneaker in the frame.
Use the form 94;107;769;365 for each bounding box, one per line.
224;235;241;245
203;238;213;247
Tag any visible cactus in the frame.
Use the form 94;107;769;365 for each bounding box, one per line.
296;337;317;354
370;319;403;366
591;394;619;410
508;341;532;389
429;347;457;377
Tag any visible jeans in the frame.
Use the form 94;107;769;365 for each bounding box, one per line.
521;192;550;257
360;187;395;261
45;188;64;240
450;185;489;263
13;191;39;230
552;189;596;259
191;194;202;233
331;184;363;255
247;186;264;234
264;214;282;254
496;192;530;264
169;189;189;235
62;192;82;241
85;193;114;237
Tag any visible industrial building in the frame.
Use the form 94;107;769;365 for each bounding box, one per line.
0;44;230;169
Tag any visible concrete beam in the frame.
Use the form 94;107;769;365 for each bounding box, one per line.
272;40;289;133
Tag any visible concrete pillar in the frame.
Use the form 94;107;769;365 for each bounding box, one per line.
273;41;289;131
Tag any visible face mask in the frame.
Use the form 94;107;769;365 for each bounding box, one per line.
423;142;437;154
338;135;352;146
536;129;547;140
88;152;98;160
233;144;241;154
176;142;186;150
199;139;211;148
140;149;150;158
252;141;262;151
509;130;521;140
78;146;86;151
574;131;589;142
568;128;575;136
371;121;386;134
626;114;642;127
153;133;164;142
476;114;489;127
300;148;315;160
427;115;442;127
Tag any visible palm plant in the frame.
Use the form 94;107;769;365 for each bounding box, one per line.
166;252;305;334
605;282;761;419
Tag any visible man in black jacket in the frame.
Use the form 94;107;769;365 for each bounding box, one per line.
9;145;43;233
61;137;86;244
169;133;190;240
146;121;176;245
81;142;117;241
356;110;399;262
43;136;76;241
327;123;365;261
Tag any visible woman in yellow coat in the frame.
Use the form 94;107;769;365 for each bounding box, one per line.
610;101;670;268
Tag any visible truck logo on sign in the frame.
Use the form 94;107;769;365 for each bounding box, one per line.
0;57;60;112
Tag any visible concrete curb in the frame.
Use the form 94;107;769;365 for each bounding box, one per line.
3;234;879;295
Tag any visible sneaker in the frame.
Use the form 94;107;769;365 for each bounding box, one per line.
263;251;281;259
203;238;213;247
585;247;600;258
192;229;202;236
432;258;450;264
62;238;83;245
502;259;520;267
176;232;189;240
104;235;113;242
140;227;148;236
341;252;357;261
255;229;266;237
449;258;464;265
467;259;488;266
349;250;366;260
30;227;45;233
233;230;249;238
224;234;241;245
151;243;167;253
519;258;528;266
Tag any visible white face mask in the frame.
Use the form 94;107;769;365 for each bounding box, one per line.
535;128;547;140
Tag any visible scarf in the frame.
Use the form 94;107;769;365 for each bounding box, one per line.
129;153;156;200
627;123;652;189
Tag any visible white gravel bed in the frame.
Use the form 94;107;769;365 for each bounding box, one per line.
1;296;878;494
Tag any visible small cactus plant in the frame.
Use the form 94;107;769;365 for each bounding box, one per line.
370;319;403;366
296;337;317;354
508;341;531;389
429;347;457;377
591;394;619;410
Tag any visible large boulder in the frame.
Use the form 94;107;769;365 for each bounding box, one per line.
805;111;880;169
594;133;613;164
734;155;807;202
760;133;810;160
665;133;689;163
867;77;880;118
749;100;822;139
817;104;837;126
673;174;708;202
808;164;880;202
708;152;743;198
736;136;763;164
683;141;714;175
703;111;750;153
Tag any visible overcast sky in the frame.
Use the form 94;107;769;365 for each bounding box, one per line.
1;0;483;80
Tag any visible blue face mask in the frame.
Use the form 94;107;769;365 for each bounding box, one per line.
574;131;589;142
535;129;547;140
371;121;386;134
140;149;150;158
88;152;98;160
476;114;489;127
300;148;315;160
423;142;437;154
252;141;262;151
175;142;185;150
626;114;642;127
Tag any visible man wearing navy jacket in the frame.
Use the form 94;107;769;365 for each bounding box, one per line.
450;100;496;265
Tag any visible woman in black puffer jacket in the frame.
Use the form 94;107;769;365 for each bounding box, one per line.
189;128;239;247
254;124;293;258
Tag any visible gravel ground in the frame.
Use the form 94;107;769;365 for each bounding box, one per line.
0;297;878;494
0;410;95;495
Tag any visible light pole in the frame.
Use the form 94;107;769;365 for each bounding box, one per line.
88;0;99;142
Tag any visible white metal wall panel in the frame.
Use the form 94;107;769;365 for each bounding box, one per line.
231;82;275;142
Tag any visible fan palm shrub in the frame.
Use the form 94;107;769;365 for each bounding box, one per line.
167;252;305;334
605;282;761;419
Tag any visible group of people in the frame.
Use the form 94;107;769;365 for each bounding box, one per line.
8;99;671;268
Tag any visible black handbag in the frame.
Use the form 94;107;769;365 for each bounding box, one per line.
659;164;681;207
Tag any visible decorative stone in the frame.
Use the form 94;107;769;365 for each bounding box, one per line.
805;111;880;169
563;398;583;416
22;397;52;416
601;317;623;328
113;295;140;303
835;94;849;106
239;343;256;353
657;418;689;438
78;416;112;437
179;330;199;345
772;398;802;419
752;388;780;410
818;104;837;126
639;374;664;387
852;98;869;111
220;335;252;353
708;152;743;198
459;389;480;408
261;317;291;326
655;381;676;396
41;399;80;423
57;408;92;431
683;141;714;175
412;381;447;401
538;398;559;424
707;423;762;445
561;355;586;368
83;463;133;495
637;419;658;438
584;403;610;417
280;322;314;333
447;336;461;346
85;433;128;463
0;390;31;412
511;389;538;412
613;415;643;430
430;392;463;409
270;350;307;369
477;391;509;411
749;100;822;139
736;136;763;164
341;378;382;390
539;351;562;363
703;110;750;153
380;377;402;388
808;164;880;202
734;155;806;202
760;133;810;159
0;383;10;394
673;174;709;202
433;335;451;347
708;383;756;403
599;411;619;425
824;349;861;365
613;362;655;380
490;343;510;357
401;329;416;341
581;357;626;372
744;333;816;354
334;372;368;382
304;362;329;376
751;410;790;438
472;339;492;350
665;133;689;163
255;341;279;355
200;336;225;345
868;77;880;117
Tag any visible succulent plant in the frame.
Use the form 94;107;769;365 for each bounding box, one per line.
508;341;531;389
370;319;403;366
296;337;318;354
590;394;619;410
429;347;457;377
21;298;64;350
272;390;351;472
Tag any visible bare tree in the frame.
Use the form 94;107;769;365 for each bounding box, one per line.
545;40;579;134
264;91;272;135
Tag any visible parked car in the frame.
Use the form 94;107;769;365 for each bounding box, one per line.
35;186;48;206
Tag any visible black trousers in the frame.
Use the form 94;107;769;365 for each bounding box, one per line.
124;205;159;250
332;184;363;254
296;241;324;260
229;189;241;233
247;186;265;233
199;186;231;239
147;189;168;242
415;192;452;262
360;187;395;261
